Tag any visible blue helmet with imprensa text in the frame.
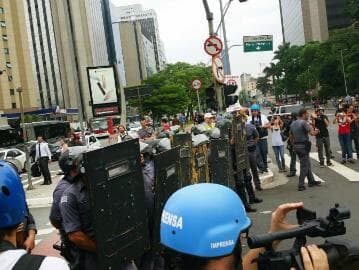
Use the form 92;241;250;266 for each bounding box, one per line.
0;160;26;228
160;183;251;257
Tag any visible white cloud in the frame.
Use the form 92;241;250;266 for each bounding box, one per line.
112;0;283;77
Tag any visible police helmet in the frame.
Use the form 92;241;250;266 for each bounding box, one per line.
0;160;26;229
58;146;87;176
250;104;260;111
160;183;251;258
209;127;221;139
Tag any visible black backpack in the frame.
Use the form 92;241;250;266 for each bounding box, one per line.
12;253;46;270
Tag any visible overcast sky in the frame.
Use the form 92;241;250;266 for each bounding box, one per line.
112;0;283;78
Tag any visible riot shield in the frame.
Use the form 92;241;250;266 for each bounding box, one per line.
232;116;248;172
153;147;181;250
191;143;210;184
208;139;234;187
83;139;149;269
172;133;192;187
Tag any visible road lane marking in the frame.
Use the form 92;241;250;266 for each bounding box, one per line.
310;152;359;182
37;228;56;236
284;154;325;183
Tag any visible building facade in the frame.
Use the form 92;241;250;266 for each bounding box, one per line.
112;4;166;72
0;0;38;113
49;0;112;119
24;0;64;109
325;0;352;30
279;0;329;46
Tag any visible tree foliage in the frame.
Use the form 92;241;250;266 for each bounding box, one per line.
264;25;359;99
135;62;212;118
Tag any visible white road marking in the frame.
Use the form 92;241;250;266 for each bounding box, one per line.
260;211;273;214
37;228;56;236
284;154;325;183
35;239;42;245
310;152;359;182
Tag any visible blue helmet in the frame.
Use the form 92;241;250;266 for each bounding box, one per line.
0;160;26;228
160;183;251;257
250;104;260;111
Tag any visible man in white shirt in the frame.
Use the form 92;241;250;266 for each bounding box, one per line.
0;160;69;270
35;136;52;185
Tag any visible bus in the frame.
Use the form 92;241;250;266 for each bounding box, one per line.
0;125;22;148
23;121;71;143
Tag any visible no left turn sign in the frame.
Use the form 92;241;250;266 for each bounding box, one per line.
204;36;223;56
192;79;202;90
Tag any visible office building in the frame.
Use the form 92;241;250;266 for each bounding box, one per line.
112;4;166;72
24;0;64;109
50;0;112;119
0;0;38;113
325;0;352;30
118;21;148;87
279;0;329;46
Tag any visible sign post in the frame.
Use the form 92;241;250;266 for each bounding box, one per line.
243;35;273;52
192;79;202;112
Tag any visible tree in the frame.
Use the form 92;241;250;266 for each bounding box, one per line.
139;62;212;118
345;0;359;22
256;76;272;96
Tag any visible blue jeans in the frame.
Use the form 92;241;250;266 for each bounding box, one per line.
256;139;268;170
273;145;285;170
338;134;353;159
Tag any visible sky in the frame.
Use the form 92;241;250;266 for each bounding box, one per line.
112;0;283;78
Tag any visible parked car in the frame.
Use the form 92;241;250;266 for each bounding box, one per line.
268;104;303;121
0;148;27;173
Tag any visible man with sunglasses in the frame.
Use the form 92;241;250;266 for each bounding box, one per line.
160;183;329;270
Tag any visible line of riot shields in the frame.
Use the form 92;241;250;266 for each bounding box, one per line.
81;115;248;269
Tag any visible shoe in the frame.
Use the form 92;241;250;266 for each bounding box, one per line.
263;168;269;173
327;162;333;166
255;186;263;191
245;206;257;212
258;170;264;174
249;197;263;204
348;159;355;164
341;160;346;164
41;182;50;185
331;155;335;159
283;168;287;172
287;173;296;177
279;169;284;173
319;163;325;168
298;186;306;191
308;181;321;187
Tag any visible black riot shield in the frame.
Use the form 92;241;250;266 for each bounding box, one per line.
153;147;181;250
191;143;210;184
83;139;149;269
232;116;248;172
172;133;192;187
208;139;234;187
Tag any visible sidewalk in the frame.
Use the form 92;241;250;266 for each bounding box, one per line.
260;157;289;190
25;175;62;208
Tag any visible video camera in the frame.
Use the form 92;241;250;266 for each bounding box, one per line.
247;204;359;270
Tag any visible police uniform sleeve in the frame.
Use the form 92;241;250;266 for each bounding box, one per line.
25;204;37;233
59;191;81;234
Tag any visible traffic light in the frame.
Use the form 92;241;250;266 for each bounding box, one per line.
224;84;238;106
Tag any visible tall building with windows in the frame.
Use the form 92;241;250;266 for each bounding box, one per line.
24;0;64;109
279;0;329;46
0;0;38;113
112;4;166;72
325;0;352;30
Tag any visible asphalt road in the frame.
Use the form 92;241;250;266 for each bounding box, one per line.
28;109;359;257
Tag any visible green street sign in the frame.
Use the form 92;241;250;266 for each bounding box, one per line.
243;35;273;52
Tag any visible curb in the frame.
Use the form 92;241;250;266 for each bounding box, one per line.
27;197;53;209
260;158;289;190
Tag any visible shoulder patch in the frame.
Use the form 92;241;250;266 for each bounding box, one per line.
60;195;68;204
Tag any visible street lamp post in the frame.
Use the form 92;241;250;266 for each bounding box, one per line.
340;49;349;96
219;0;231;75
16;87;33;190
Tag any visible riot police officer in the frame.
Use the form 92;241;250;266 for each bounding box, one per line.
0;160;69;269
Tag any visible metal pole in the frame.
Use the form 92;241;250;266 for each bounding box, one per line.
17;87;33;190
202;0;214;35
196;90;202;112
340;49;349;96
219;0;231;75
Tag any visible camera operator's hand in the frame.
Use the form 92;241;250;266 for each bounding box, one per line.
290;245;329;270
269;202;304;233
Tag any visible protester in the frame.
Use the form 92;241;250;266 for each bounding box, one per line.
138;118;155;141
117;125;132;143
347;105;359;159
282;113;297;177
312;108;333;167
35;135;52;185
270;116;286;172
334;111;355;164
201;113;216;131
290;108;321;191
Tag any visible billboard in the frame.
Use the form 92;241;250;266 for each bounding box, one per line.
87;66;120;117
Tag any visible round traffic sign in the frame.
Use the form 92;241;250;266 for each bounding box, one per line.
204;36;223;56
192;79;202;90
212;56;225;84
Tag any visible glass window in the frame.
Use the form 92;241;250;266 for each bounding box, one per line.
10;89;14;95
4;48;9;54
0;7;4;14
0;21;6;27
6;62;11;68
12;103;16;109
2;35;8;41
0;152;5;159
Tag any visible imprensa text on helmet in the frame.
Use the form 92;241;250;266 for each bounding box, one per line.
161;210;183;230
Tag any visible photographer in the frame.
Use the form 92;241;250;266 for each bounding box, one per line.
160;183;328;270
311;108;333;167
